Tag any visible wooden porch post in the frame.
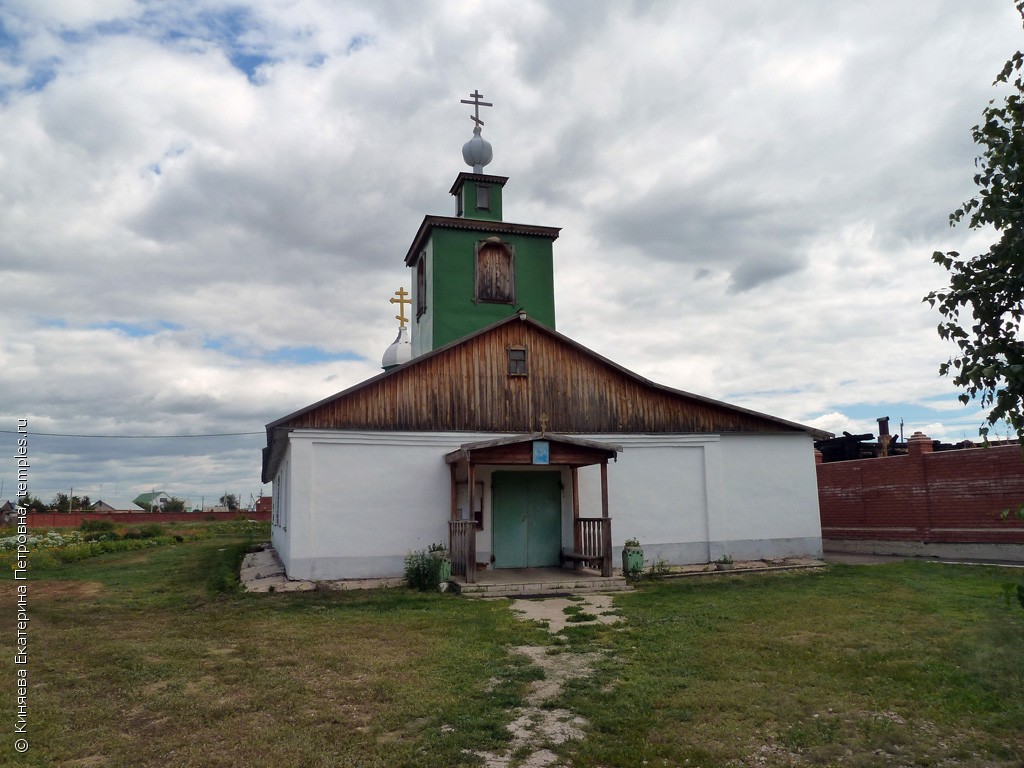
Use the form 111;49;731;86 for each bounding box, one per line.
571;466;581;563
466;461;477;582
600;460;612;577
449;463;459;521
600;461;609;519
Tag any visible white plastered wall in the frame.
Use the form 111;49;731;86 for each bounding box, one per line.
576;432;822;566
270;450;291;566
709;432;822;560
271;429;822;580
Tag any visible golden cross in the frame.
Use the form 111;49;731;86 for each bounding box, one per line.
389;287;411;329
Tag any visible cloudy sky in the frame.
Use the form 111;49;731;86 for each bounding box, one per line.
0;0;1019;508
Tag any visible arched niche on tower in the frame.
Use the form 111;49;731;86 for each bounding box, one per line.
475;237;515;304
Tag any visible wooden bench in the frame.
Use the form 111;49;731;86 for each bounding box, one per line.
560;549;603;570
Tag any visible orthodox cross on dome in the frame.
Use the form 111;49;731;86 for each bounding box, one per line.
461;89;492;128
389;287;411;329
461;90;494;172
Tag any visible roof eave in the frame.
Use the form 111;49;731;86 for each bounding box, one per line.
448;172;510;195
403;216;561;266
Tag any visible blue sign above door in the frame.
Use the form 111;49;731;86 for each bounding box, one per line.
532;440;550;465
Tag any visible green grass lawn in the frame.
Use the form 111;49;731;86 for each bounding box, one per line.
1;530;1021;768
563;565;1024;767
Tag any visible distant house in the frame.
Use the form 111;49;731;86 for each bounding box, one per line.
132;491;172;512
255;496;272;514
0;501;14;523
90;500;118;512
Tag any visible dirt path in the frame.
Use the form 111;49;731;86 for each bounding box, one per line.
471;594;621;768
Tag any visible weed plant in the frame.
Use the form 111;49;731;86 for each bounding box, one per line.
404;547;446;591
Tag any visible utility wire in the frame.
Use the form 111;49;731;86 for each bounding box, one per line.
0;430;263;439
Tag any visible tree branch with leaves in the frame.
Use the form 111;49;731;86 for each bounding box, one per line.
926;1;1024;442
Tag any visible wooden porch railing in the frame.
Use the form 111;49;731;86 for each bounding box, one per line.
449;520;477;583
573;517;613;577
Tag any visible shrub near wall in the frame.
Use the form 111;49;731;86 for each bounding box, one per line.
818;432;1024;546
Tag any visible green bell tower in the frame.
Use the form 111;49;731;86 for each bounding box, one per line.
404;91;560;357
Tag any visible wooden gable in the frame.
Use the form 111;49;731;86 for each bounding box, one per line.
263;314;825;481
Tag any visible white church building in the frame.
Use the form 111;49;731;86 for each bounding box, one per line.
262;93;826;583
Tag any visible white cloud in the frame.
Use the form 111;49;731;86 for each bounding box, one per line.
4;0;140;29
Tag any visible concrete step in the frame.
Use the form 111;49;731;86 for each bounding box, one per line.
456;576;632;598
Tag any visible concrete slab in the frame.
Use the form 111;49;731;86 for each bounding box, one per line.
239;547;832;595
823;549;1024;568
824;538;1024;564
649;557;828;580
241;546;315;592
822;551;911;565
240;544;406;592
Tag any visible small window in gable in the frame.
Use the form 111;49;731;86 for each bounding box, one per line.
476;238;514;304
416;254;427;318
508;346;527;376
476;184;490;210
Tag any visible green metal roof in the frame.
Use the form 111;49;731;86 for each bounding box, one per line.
132;491;167;509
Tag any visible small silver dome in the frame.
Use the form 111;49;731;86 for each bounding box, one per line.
462;126;493;173
381;326;412;370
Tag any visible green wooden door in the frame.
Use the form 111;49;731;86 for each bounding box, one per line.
492;472;562;568
492;473;529;568
526;473;562;567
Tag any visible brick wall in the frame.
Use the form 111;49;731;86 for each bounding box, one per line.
14;511;271;528
818;433;1024;545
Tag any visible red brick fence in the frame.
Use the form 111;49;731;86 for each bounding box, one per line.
817;432;1024;558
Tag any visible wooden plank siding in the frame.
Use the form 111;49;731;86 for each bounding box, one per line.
269;314;810;436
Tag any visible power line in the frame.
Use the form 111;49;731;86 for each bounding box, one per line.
0;430;263;439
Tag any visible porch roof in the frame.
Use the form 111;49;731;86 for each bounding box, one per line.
443;432;622;467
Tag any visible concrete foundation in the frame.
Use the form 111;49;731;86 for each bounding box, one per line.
824;538;1024;564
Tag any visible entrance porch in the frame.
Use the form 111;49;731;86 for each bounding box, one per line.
444;433;623;584
450;565;630;598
